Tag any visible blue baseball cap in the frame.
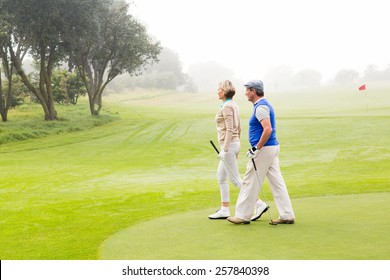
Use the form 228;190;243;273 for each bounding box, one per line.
244;80;264;91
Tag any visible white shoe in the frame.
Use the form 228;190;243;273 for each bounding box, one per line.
208;208;230;219
250;203;269;221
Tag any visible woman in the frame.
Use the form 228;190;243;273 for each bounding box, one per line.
209;80;269;220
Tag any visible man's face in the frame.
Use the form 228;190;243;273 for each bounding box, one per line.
245;88;255;102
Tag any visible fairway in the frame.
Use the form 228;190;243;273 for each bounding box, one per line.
1;83;390;259
100;193;390;260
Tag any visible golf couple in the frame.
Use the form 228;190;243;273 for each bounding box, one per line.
210;80;295;225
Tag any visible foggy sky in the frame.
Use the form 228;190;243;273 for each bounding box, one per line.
129;0;390;82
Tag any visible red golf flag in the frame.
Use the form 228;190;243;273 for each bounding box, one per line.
359;84;366;91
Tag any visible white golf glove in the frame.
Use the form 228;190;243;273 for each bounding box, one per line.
246;147;258;159
218;150;227;160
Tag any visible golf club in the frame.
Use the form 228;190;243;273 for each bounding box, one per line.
250;156;277;226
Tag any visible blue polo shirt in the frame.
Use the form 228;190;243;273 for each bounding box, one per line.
249;99;278;147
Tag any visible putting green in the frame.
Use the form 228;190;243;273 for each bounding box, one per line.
100;193;390;260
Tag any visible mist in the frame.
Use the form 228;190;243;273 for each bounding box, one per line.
128;0;390;91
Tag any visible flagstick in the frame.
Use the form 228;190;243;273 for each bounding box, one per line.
365;90;368;113
359;84;368;113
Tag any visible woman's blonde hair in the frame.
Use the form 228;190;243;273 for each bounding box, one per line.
218;80;236;98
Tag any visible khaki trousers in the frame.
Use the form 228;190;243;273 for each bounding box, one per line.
235;145;295;221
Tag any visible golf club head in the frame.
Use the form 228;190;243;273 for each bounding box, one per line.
269;221;278;226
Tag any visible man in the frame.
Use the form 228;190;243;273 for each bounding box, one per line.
227;80;295;225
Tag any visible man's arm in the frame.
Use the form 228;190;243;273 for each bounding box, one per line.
256;118;272;150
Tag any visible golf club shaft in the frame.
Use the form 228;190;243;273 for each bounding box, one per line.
210;140;220;154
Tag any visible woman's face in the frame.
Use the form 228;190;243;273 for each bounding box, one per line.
217;87;225;100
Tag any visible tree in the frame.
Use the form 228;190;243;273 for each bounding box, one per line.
0;1;29;122
68;0;161;115
0;1;13;122
334;69;360;85
188;61;236;93
110;47;192;91
0;45;11;122
364;64;378;81
4;0;90;120
2;0;160;117
66;70;87;105
144;48;186;88
52;69;86;105
364;64;390;81
2;75;27;107
292;68;322;88
3;0;76;120
264;65;294;91
149;48;197;92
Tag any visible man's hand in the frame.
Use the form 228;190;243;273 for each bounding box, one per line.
246;147;258;159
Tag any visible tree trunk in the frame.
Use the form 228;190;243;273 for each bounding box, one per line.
0;112;7;122
0;57;12;122
88;92;102;116
39;73;57;120
39;45;57;120
10;44;57;120
89;97;98;116
0;88;10;123
83;66;102;116
0;69;6;122
0;88;8;121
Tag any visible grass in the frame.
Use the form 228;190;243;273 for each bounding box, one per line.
0;100;118;145
101;193;390;260
0;83;389;259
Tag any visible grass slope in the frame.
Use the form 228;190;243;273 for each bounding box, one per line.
0;84;389;259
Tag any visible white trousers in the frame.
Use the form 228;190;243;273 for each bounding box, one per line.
216;141;242;202
235;145;295;221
